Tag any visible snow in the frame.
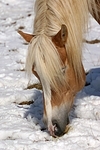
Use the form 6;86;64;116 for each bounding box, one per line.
0;0;100;149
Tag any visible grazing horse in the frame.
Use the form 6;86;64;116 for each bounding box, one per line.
18;0;98;137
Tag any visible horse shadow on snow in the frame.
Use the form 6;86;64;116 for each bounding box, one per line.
70;67;100;121
24;89;46;131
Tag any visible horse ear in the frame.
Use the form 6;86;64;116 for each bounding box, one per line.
18;30;34;42
52;24;68;47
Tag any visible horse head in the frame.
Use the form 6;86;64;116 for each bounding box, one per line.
18;24;85;137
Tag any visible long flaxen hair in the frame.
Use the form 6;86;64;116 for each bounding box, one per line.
25;0;98;93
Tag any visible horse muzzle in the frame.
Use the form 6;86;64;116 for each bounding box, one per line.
52;120;65;137
47;116;69;137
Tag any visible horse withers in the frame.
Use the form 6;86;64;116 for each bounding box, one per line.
18;0;98;137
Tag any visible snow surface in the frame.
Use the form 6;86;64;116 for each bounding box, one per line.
0;0;100;149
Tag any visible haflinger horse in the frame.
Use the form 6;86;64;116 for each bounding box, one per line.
18;0;98;137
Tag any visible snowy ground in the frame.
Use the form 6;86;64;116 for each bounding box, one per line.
0;0;100;149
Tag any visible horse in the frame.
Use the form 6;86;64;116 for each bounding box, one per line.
18;0;98;137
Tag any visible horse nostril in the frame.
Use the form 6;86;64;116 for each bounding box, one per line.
52;121;64;137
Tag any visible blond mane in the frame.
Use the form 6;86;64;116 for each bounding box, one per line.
26;0;98;91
